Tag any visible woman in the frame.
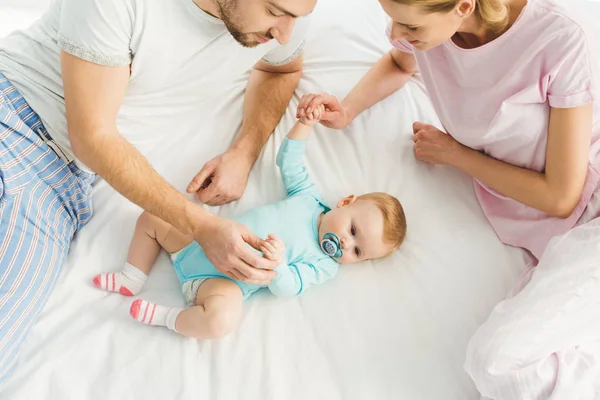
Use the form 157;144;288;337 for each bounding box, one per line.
298;0;600;398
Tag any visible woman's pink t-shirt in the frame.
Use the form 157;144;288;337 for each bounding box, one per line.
388;0;600;259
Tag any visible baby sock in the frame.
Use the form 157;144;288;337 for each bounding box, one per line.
93;263;147;296
130;299;183;332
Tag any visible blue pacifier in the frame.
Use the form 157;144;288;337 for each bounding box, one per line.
321;233;343;258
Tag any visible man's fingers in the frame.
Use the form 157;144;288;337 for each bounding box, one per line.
244;269;276;286
241;244;279;271
197;178;221;204
232;251;277;283
238;231;278;269
242;229;265;251
187;162;215;193
204;192;230;206
229;255;258;279
228;268;246;281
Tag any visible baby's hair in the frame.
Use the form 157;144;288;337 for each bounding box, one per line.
357;192;407;252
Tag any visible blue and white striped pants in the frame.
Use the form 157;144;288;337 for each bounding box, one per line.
0;73;94;383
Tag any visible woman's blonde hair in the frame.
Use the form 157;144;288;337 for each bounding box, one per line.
392;0;510;32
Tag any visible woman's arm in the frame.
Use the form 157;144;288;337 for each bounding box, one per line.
342;49;417;123
414;104;593;218
297;49;417;129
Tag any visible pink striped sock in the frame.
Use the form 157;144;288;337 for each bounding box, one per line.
130;299;183;332
92;263;147;296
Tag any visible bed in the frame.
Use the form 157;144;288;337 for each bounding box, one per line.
0;0;530;398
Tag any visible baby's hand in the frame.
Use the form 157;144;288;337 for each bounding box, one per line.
298;103;325;127
260;234;285;264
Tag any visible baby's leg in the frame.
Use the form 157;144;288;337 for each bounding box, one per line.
93;211;193;296
176;278;244;339
126;211;193;270
129;279;243;339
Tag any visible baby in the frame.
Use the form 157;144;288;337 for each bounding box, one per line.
93;105;407;339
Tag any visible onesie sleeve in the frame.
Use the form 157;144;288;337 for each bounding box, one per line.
268;257;338;297
276;138;319;198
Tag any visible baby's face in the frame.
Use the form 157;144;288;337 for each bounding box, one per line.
319;196;392;264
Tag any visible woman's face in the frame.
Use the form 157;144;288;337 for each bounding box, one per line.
380;0;470;51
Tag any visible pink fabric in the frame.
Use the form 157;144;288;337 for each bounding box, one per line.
387;0;600;259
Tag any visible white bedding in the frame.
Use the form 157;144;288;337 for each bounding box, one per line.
0;0;527;399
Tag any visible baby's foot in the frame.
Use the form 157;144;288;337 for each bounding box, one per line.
93;263;147;296
130;299;182;332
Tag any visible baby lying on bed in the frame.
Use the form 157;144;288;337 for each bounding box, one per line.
93;106;407;339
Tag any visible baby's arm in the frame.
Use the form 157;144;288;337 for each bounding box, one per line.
287;104;325;140
260;236;300;296
261;234;337;297
268;259;338;297
275;105;325;197
268;264;302;297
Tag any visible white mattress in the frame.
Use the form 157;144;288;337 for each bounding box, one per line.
0;0;528;399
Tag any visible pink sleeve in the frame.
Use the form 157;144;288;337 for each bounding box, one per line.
385;20;414;55
547;28;599;108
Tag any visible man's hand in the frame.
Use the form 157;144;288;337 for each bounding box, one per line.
187;56;302;206
196;215;279;284
187;148;254;206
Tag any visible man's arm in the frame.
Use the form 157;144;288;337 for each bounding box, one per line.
234;55;304;160
61;52;201;232
188;55;303;205
61;51;277;283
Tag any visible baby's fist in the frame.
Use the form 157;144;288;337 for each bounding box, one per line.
298;104;325;127
260;234;285;264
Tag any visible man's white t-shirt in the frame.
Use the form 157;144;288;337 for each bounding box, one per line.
0;0;308;171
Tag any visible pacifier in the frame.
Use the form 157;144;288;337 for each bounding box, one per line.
320;233;343;258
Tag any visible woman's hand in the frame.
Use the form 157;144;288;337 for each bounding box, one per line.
411;122;464;166
297;93;352;129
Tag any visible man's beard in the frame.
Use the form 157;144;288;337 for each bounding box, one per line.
217;0;269;48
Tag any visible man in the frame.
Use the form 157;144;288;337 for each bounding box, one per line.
0;0;315;382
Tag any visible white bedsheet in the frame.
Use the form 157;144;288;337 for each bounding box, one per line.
0;0;527;399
